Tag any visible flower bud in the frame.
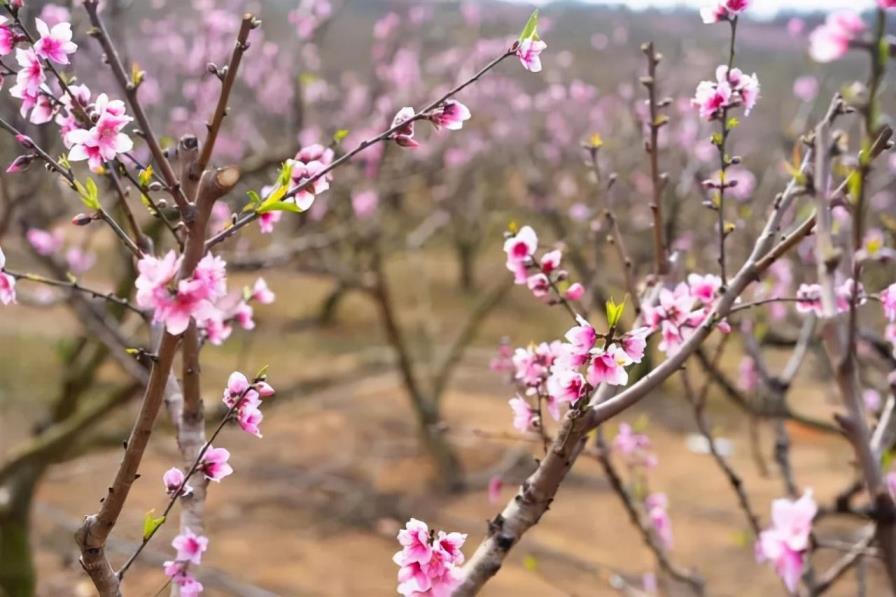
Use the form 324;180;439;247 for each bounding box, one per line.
71;213;93;226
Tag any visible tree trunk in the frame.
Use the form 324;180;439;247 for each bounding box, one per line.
418;402;465;493
456;241;476;293
0;467;42;597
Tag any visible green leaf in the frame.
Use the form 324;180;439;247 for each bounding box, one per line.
333;129;349;144
518;9;539;42
256;200;302;214
847;170;862;203
605;297;625;328
726;116;740;130
256;184;289;213
254;363;270;381
74;178;101;210
277;161;292;187
246;190;262;206
138;165;154;187
142;510;166;540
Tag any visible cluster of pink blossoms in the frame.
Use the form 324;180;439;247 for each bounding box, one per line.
692;66;760;121
700;0;749;24
65;91;135;172
163;528;208;596
135;251;274;342
223;371;275;438
642;274;730;356
612;424;673;549
613;422;658;469
0;248;16;305
6;15;77;124
288;143;334;211
755;490;817;592
503;226;584;303
389;100;472;150
609;422;674;551
393;518;466;596
136;251;226;335
507;318;648;432
793;279;865;318
808;11;866;63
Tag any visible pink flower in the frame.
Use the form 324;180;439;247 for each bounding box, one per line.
394;518;433;566
200;446;233;482
565;317;597;352
164;560;204;595
879;0;896;8
234;301;254;330
793;76;819;102
540;249;562;274
257;210;282;234
65;247;95;274
251;278;276;304
564;282;585;301
692;79;732;120
864;389;882;413
700;4;728;24
646;493;673;550
162;467;192;497
547;368;585;404
756;490;817;593
0;17;13;56
688;273;722;305
620;327;650;363
26;228;62;256
33;18;77;64
390;106;419;148
393;519;466;597
587;344;631;387
503;225;538;280
289;149;332;209
526;273;550;298
487;476;503;504
0;248;15;305
175;576;204;597
171;528;208;565
795;283;822;316
135;251;229;335
13;48;44;95
739;356;759;392
613;423;651;457
835;278;865;313
809;11;866;63
516;38;546;73
237;402;263;437
223;371;250;406
737;72;760;115
489;342;514;374
427;100;471;130
509;396;535;432
256;381;275;398
881;283;896;322
351;190;379;219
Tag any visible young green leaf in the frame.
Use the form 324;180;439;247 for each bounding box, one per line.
518;9;539;42
142;510;166;540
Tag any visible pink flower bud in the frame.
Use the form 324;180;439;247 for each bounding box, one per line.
71;213;93;226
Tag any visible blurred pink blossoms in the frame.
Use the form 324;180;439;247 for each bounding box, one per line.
756;490;817;592
809;11;866;63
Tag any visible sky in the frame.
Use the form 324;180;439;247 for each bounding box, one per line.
515;0;881;19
